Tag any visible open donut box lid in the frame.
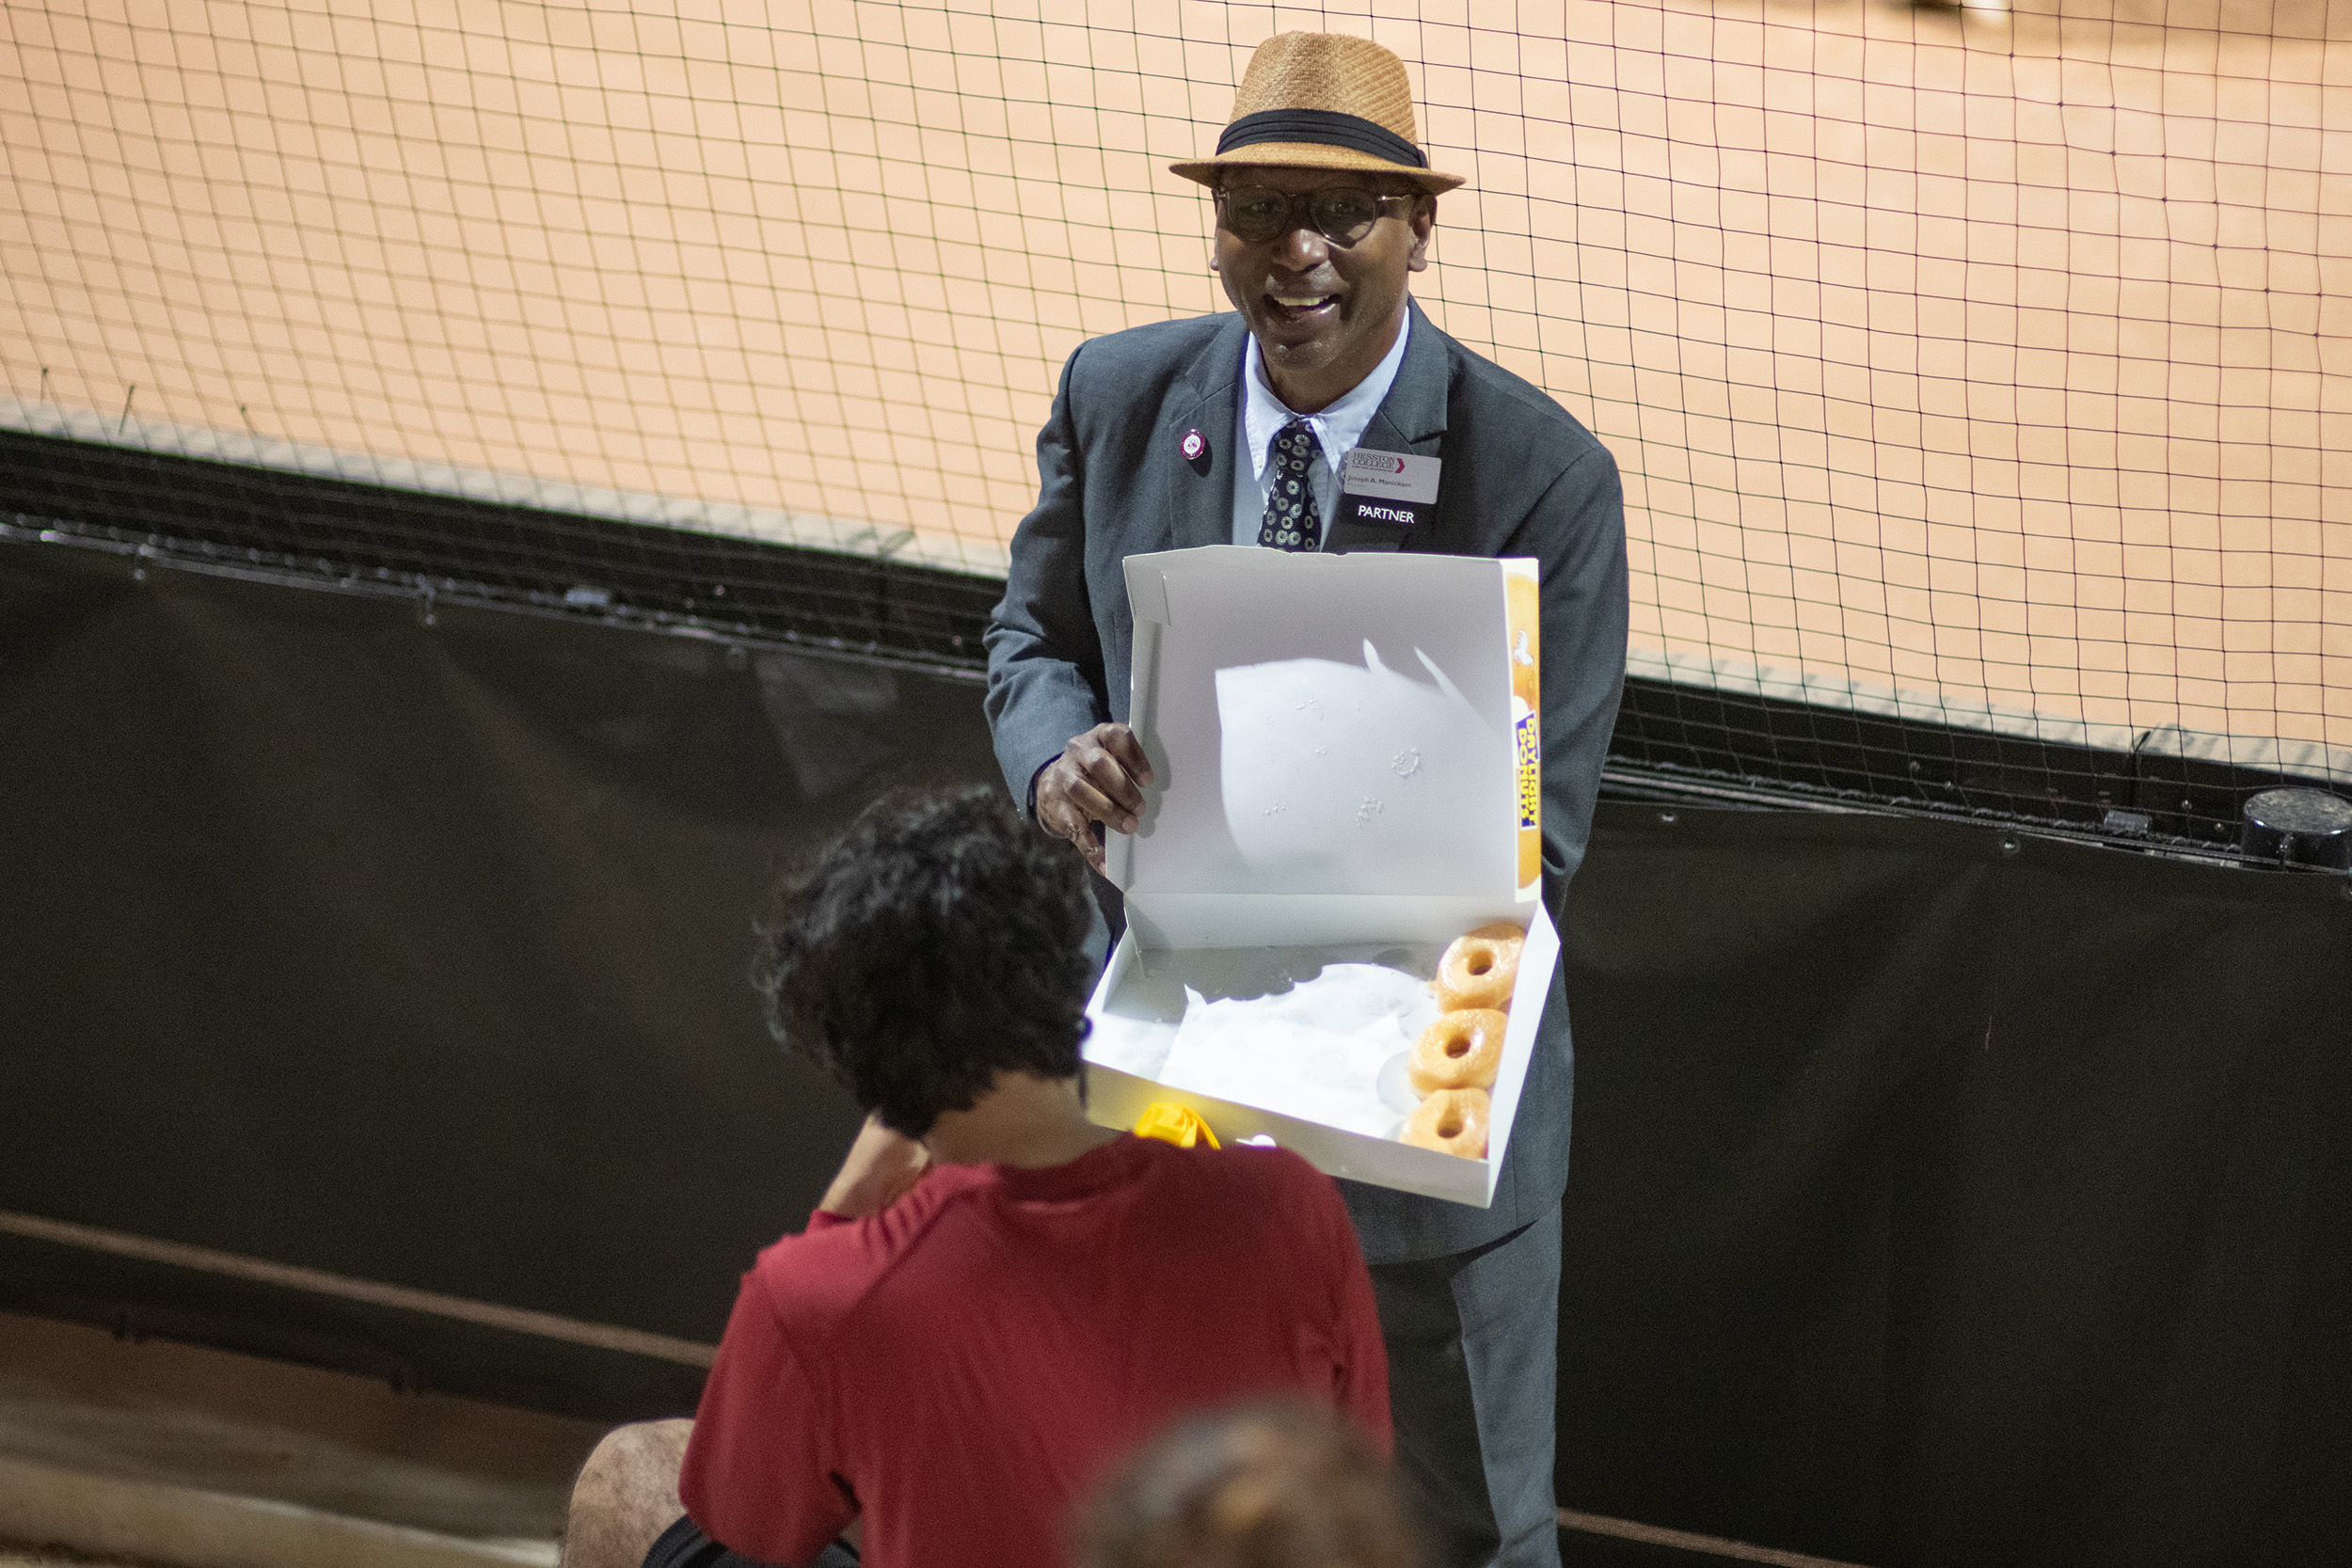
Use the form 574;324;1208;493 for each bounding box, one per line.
1081;546;1558;1208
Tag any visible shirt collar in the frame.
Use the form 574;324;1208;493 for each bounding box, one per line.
1242;309;1414;481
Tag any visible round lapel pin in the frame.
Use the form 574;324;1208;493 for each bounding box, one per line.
1180;428;1205;462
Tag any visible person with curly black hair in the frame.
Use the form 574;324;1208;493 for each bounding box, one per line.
562;786;1390;1568
749;784;1101;1140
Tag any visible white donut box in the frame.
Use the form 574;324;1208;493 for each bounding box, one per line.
1082;546;1559;1208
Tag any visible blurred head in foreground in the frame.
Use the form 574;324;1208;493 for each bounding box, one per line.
1076;1398;1428;1568
752;784;1096;1137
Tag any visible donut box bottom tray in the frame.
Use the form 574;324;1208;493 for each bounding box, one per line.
1083;904;1560;1208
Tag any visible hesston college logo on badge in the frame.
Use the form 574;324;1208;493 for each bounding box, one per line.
1339;448;1441;531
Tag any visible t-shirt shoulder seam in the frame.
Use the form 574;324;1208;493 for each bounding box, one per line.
738;1266;828;1393
759;1180;988;1351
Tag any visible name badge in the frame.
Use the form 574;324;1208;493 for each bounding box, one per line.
1339;448;1440;530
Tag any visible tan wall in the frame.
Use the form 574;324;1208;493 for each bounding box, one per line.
5;0;2349;750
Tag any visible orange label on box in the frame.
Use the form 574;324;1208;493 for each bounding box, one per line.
1504;571;1541;893
1514;700;1541;889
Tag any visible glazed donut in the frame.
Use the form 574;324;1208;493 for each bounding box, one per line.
1408;1008;1507;1095
1402;1087;1490;1160
1433;922;1525;1012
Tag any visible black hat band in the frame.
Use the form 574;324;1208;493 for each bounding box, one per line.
1216;109;1428;169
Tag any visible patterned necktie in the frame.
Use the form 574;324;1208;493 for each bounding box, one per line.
1259;419;1324;551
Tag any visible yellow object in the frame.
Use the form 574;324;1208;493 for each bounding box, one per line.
1505;571;1542;713
1133;1102;1220;1148
1504;568;1542;894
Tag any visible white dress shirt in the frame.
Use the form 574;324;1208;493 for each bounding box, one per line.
1230;310;1413;549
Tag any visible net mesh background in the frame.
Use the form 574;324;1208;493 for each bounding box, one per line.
6;0;2350;782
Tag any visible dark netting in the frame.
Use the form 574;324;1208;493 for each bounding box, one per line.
0;429;995;672
6;0;2348;847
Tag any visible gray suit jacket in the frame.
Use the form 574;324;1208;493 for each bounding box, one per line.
984;301;1629;1262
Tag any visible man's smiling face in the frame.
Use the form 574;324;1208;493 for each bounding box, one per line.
1213;167;1434;416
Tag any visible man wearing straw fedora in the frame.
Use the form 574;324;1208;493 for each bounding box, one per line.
987;31;1629;1568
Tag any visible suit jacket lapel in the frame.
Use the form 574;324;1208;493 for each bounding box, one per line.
1360;299;1453;550
1159;316;1249;553
1363;297;1450;454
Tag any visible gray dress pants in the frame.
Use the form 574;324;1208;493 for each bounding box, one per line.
1367;1204;1564;1568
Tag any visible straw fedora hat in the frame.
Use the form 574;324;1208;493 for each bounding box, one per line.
1169;32;1466;195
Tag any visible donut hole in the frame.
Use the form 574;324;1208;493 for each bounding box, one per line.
1466;951;1493;974
1445;1037;1470;1059
1436;1113;1462;1138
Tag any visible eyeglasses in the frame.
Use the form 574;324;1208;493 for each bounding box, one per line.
1214;184;1422;246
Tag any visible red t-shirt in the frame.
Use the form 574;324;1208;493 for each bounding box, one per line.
677;1133;1389;1568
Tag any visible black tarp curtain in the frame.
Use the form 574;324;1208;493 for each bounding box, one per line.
3;542;2347;1567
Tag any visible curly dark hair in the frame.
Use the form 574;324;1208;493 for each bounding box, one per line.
752;784;1097;1137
